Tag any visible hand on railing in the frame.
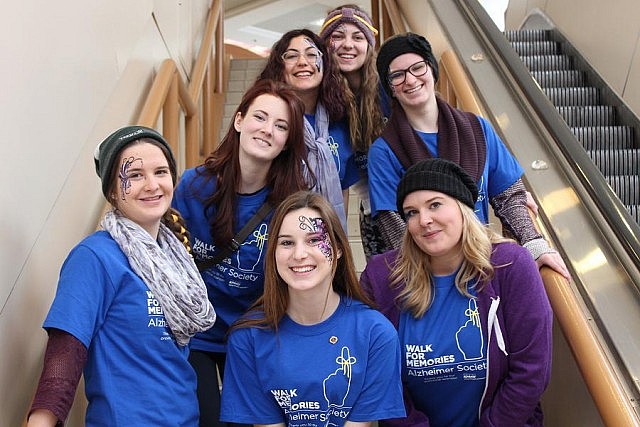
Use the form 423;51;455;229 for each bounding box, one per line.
536;251;571;281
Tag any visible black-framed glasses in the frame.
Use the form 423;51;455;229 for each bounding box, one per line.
281;48;323;64
387;60;429;86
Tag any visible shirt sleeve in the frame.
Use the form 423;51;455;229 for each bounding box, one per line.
368;138;405;217
220;328;284;424
481;117;524;197
348;320;406;421
43;242;117;348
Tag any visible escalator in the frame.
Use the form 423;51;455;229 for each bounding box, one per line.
506;28;640;222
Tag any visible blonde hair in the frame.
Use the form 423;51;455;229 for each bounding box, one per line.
390;201;512;317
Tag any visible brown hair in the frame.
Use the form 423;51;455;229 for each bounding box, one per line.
322;4;385;153
197;79;308;247
232;191;372;331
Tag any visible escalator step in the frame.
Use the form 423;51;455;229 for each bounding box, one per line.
511;41;560;56
627;205;639;222
587;148;639;175
521;54;573;71
532;70;585;87
605;175;640;205
557;106;616;127
505;29;551;43
544;87;600;106
571;126;635;150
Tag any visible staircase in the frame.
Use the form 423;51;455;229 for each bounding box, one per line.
505;29;640;223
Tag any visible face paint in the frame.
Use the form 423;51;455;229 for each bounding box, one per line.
303;37;323;72
118;156;142;200
298;215;333;262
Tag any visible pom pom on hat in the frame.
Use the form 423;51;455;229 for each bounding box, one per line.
396;158;478;219
94;125;176;199
376;32;439;96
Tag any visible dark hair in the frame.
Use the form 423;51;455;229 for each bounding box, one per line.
198;79;308;247
232;191;372;331
258;29;347;122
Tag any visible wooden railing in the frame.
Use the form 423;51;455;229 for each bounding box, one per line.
375;0;407;42
138;0;224;170
437;48;640;427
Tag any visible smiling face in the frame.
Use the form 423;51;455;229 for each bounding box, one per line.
402;189;464;270
275;207;338;296
112;142;173;238
328;22;369;75
282;35;324;94
388;52;436;110
235;93;290;165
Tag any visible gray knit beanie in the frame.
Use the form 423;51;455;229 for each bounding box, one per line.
94;126;177;199
376;32;439;97
396;158;478;218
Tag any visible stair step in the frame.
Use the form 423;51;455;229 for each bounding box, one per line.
521;54;573;71
587;149;640;175
571;126;635;150
532;70;585;87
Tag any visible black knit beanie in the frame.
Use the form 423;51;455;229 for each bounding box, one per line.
94;125;177;199
396;158;478;218
376;32;439;97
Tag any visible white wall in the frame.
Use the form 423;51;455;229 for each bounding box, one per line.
0;1;211;424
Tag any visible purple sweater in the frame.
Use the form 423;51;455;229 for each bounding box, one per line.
360;242;552;427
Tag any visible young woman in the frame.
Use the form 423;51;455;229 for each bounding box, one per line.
259;29;360;231
27;126;216;426
220;191;405;426
361;159;553;426
319;4;388;259
171;79;309;427
369;32;570;278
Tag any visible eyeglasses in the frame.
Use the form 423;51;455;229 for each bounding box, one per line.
281;48;323;64
387;60;429;86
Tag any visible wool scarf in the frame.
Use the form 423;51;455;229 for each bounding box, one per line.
303;102;348;230
101;209;216;346
381;97;487;181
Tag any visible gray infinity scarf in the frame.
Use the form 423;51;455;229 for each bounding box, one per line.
101;209;216;346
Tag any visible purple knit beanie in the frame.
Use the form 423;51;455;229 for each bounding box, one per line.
319;6;378;47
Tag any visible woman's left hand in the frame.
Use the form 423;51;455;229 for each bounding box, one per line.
536;251;571;281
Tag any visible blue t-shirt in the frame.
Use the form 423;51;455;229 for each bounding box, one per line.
368;116;523;222
172;167;272;353
44;231;199;426
399;273;486;427
220;297;406;425
306;114;360;190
